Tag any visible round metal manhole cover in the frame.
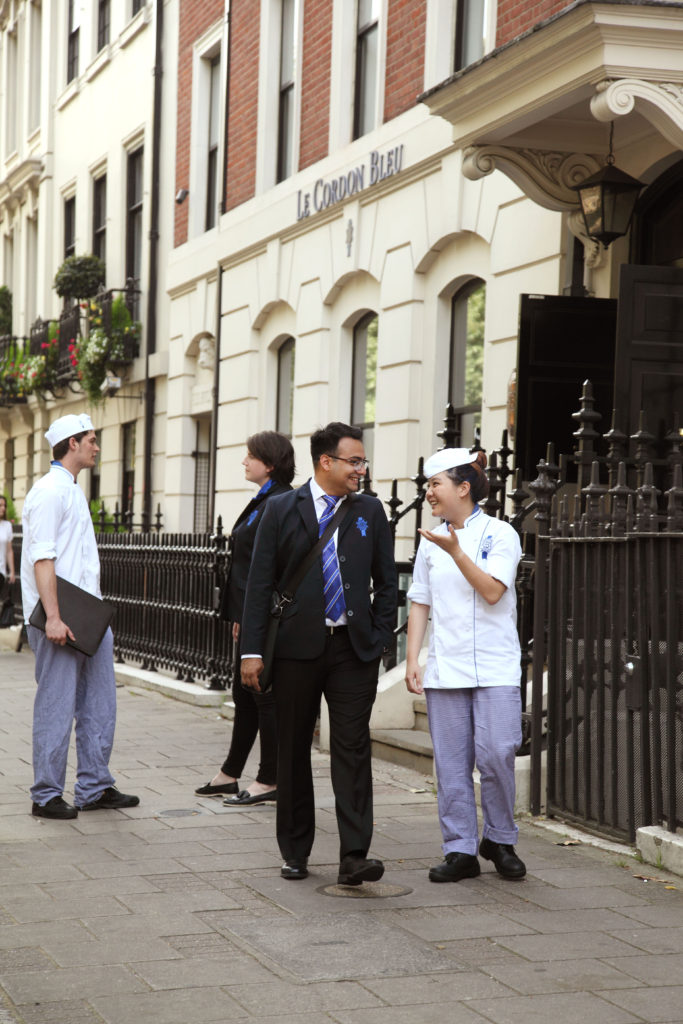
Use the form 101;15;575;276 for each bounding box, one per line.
156;808;203;817
317;882;412;899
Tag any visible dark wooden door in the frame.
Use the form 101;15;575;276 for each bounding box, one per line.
515;295;617;477
614;265;683;444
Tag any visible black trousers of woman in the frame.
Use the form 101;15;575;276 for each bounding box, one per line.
221;635;277;785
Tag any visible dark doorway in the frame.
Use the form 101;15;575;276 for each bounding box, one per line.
514;294;617;478
613;264;683;446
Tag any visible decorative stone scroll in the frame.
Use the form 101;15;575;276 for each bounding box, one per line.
591;79;683;151
462;146;601;212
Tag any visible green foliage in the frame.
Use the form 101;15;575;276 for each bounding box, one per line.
90;499;115;533
0;286;12;337
1;491;17;523
54;254;106;300
464;283;485;409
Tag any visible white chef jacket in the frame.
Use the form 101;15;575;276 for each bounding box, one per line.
21;463;101;622
407;506;522;688
0;519;12;577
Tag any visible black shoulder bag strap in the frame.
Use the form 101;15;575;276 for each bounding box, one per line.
271;496;354;619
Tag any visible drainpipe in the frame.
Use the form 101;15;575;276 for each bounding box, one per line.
209;2;231;526
143;0;164;527
208;263;222;529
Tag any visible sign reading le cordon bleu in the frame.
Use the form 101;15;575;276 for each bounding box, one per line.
296;144;405;221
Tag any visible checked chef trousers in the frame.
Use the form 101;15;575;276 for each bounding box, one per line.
28;625;117;808
426;685;522;857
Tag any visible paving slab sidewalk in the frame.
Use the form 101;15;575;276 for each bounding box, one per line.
1;649;682;1024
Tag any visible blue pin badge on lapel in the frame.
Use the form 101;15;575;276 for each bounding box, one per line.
356;516;368;537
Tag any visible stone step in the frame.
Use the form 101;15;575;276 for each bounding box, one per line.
413;697;429;732
370;727;434;775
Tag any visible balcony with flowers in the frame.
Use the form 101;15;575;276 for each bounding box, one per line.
0;258;141;407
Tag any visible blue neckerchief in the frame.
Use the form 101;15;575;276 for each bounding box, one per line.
256;479;274;498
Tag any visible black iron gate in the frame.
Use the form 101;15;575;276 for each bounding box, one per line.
539;465;683;841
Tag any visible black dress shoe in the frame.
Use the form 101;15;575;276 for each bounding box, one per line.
78;787;140;811
195;780;239;796
479;837;526;879
337;854;384;886
32;796;78;820
281;859;308;880
428;852;480;883
224;788;277;806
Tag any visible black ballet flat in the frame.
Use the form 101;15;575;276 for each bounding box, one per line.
194;780;239;796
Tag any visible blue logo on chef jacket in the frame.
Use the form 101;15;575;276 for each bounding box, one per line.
481;534;493;560
356;516;368;537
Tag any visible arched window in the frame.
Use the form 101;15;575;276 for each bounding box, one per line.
351;312;378;465
449;279;485;448
276;336;296;437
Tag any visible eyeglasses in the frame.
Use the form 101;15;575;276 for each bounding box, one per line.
325;455;369;470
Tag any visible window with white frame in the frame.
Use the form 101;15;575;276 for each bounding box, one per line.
353;0;380;140
29;2;42;131
132;0;145;16
67;0;80;83
92;175;107;268
277;0;298;183
454;0;488;71
205;54;221;230
192;418;211;533
97;0;111;52
64;195;76;259
448;279;485;448
6;26;18;153
126;147;143;316
276;337;296;437
351;312;378;467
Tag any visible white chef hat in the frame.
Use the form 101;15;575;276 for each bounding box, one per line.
45;413;95;449
423;447;476;479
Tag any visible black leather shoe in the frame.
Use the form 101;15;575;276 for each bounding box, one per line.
479;837;526;879
281;859;308;880
337;854;384;886
428;852;480;883
32;796;78;820
78;787;140;811
195;780;239;796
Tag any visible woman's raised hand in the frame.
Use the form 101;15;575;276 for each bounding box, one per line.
418;524;462;560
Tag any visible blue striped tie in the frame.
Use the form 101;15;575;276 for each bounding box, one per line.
320;495;346;622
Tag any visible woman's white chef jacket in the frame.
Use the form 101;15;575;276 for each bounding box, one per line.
407;506;522;689
0;519;12;577
21;463;101;621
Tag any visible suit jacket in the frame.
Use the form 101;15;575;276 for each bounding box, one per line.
241;481;398;663
219;480;292;624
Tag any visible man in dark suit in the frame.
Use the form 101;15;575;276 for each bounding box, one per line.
241;422;397;884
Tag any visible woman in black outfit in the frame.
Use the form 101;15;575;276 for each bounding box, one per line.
195;431;295;805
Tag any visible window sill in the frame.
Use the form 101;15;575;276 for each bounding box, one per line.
85;46;112;84
56;79;80;112
120;4;151;50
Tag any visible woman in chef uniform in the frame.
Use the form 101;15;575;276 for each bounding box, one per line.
405;448;526;883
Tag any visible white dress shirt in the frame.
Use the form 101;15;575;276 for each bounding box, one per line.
309;478;347;626
407;507;522;688
21;463;101;622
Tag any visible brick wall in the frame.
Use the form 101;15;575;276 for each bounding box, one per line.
225;0;260;213
496;0;574;48
174;0;224;248
384;0;426;123
299;0;333;170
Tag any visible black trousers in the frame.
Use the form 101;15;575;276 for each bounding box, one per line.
222;636;277;785
273;629;380;862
